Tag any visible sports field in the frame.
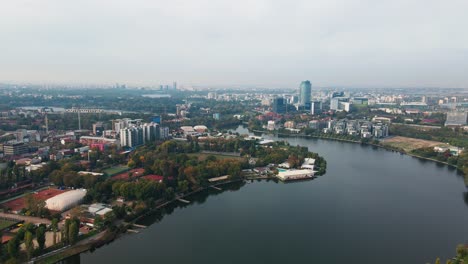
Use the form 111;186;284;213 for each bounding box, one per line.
112;168;145;180
103;165;129;176
0;188;66;212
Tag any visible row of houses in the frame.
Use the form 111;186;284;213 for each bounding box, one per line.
319;119;389;138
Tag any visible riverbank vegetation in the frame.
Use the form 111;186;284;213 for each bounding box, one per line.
390;124;468;148
410;147;468;177
428;244;468;264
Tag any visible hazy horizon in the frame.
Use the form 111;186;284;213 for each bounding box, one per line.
1;1;468;88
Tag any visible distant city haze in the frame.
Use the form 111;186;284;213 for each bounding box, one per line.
1;0;467;88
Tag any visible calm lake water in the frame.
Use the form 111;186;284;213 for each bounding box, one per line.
65;126;468;264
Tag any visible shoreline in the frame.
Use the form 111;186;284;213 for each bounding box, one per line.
251;129;463;174
131;178;245;224
34;179;246;263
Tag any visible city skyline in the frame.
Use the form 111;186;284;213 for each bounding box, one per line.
1;0;468;88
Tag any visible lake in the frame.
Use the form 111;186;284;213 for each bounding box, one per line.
65;126;468;264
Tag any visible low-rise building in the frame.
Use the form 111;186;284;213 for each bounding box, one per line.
267;120;276;131
277;169;314;181
88;203;113;216
3;142;29;156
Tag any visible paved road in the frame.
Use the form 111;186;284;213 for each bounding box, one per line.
31;230;109;263
0;212;51;225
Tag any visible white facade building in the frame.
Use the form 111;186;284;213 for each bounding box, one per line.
45;189;87;212
277;169;315;181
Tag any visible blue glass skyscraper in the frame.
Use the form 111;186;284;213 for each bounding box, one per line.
299;80;311;106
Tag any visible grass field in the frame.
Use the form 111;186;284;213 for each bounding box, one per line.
103;165;129;176
381;136;448;152
188;153;245;162
0;219;18;231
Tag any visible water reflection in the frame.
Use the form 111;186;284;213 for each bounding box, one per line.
138;181;246;226
58;254;80;264
462;191;468;207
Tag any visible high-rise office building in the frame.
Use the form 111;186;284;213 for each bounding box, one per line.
299;80;311;106
310;101;322;115
272;97;286;113
330;97;349;111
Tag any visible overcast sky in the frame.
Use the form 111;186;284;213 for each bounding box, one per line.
1;0;467;88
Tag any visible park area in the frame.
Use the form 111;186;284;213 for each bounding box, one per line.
0;188;66;213
381;136;448;152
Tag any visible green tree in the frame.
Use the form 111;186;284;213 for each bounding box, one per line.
434;258;440;264
25;231;34;260
177;180;189;193
94;215;104;230
7;238;18;259
23;193;48;217
103;211;116;227
36;225;46;252
5;258;18;264
63;219;71;244
69;221;79;245
51;218;59;245
164;187;175;200
456;244;467;258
